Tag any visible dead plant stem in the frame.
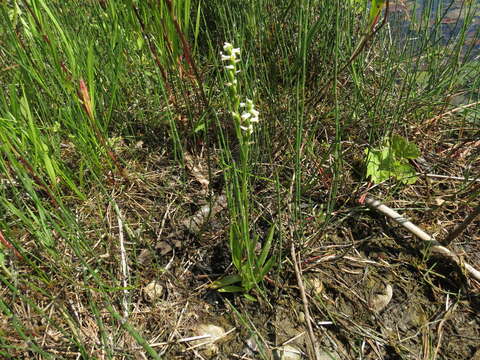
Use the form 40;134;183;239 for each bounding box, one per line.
291;243;321;360
443;204;480;246
115;205;130;321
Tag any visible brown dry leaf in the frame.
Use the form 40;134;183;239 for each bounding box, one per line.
182;194;227;233
184;152;209;189
137;248;153;265
458;140;480;160
79;79;94;121
156;241;173;255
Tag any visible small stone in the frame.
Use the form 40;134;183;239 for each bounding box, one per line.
297;311;305;323
193;324;226;358
143;280;164;303
369;283;393;313
275;345;303;360
309;278;323;296
156;241;172;255
242;336;260;356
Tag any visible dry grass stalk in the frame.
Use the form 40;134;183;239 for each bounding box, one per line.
442;204;480;246
291;242;321;360
426;100;480;125
115;205;130;321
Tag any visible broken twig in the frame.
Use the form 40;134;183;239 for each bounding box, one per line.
443;204;480;246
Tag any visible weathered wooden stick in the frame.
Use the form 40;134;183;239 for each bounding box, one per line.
364;196;480;283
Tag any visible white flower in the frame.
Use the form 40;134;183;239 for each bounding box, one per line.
225;65;235;70
241;112;251;120
250;109;259;117
240;124;254;134
222;43;240;61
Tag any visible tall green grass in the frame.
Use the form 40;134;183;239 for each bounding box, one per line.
0;0;478;357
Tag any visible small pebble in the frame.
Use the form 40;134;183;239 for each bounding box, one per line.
193;324;226;358
142;280;164;303
275;345;302;360
297;311;305;323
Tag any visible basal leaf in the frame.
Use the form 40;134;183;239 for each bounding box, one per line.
391;135;420;159
211;274;242;289
257;225;274;268
393;161;418;184
218;285;245;293
258;256;275;280
365;148;390;183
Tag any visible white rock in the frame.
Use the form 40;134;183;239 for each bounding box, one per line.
242;335;260;356
275;345;303;360
193;324;226;357
309;278;324;296
142;280;164;303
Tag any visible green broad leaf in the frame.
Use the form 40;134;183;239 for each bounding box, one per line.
258;256;275;280
211;274;242;289
391;135;420;159
248;233;259;260
229;226;242;270
41;143;57;186
365;148;390;183
377;147;396;172
241;280;254;293
392;161;418;184
136;35;144;50
194;123;205;133
365;135;420;185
